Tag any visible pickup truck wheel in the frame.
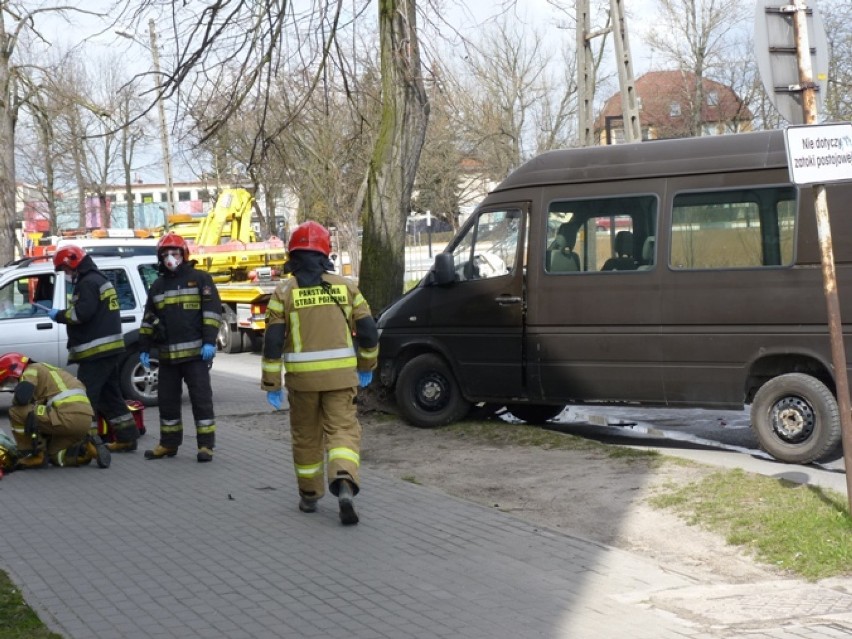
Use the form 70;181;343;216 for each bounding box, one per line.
217;306;243;354
506;404;565;424
750;373;841;464
395;353;471;428
120;352;159;407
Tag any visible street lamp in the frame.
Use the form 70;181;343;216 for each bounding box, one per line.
116;19;175;230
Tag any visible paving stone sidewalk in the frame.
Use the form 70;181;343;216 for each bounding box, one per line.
1;412;852;639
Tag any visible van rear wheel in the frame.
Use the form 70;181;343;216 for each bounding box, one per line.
750;373;841;464
395;354;471;428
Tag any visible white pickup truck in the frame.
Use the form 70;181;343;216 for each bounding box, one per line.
0;253;159;405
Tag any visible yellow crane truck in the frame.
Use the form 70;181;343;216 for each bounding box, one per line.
56;188;290;354
188;188;289;353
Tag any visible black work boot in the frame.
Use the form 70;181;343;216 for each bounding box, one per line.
106;417;139;452
87;435;112;469
337;479;359;526
298;497;318;513
196;447;213;463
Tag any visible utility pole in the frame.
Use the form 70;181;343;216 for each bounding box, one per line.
149;19;175;229
610;0;641;142
576;0;597;147
576;0;641;146
790;0;852;509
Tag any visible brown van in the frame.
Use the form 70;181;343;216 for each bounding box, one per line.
377;129;852;464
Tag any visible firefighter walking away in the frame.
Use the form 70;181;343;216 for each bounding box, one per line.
261;221;378;525
0;353;110;470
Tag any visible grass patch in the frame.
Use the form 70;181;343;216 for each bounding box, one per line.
0;570;62;639
401;475;420;484
436;418;851;580
651;468;852;581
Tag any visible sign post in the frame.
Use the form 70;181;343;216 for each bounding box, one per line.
773;0;852;506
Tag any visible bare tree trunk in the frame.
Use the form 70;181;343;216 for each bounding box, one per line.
67;114;87;229
358;0;429;312
35;111;59;234
123;155;135;229
0;17;17;263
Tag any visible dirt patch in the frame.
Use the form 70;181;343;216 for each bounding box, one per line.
353;394;790;586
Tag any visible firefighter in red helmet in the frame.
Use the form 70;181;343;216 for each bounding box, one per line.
49;244;140;453
0;352;110;469
139;232;222;462
261;220;378;525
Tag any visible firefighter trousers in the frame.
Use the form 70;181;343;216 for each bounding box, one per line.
9;404;91;466
287;386;361;500
77;356;138;444
157;359;216;450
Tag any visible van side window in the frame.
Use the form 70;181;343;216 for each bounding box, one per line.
546;195;657;273
670;187;797;269
452;209;521;281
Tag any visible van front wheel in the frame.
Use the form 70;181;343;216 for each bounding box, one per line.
395;354;471;428
750;373;841;464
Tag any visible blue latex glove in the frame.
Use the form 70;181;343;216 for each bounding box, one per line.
358;371;373;388
139;352;151;369
201;343;216;361
47;308;60;321
267;389;284;411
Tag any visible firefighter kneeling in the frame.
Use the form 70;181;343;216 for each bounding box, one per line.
0;353;111;470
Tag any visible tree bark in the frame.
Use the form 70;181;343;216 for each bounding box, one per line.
358;0;429;313
0;16;17;263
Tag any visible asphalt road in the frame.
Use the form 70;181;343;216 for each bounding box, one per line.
548;402;846;473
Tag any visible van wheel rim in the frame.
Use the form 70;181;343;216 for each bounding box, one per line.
769;396;815;443
415;373;448;412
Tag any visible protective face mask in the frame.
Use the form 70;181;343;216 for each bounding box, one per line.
64;272;74;284
164;253;183;271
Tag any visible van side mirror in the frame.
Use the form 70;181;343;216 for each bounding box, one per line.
431;252;455;285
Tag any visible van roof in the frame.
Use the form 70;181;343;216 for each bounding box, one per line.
493;129;789;192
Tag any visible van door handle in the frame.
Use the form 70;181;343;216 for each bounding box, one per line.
495;295;522;305
120;316;134;323
36;323;53;330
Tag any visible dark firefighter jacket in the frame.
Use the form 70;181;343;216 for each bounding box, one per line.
139;260;222;363
53;254;125;363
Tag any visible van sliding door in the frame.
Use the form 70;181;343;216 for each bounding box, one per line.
528;189;665;403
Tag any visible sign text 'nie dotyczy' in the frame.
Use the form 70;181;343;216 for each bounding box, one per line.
784;123;852;185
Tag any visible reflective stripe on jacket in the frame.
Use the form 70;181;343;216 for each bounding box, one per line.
139;261;222;363
261;273;377;392
54;256;125;363
20;363;94;429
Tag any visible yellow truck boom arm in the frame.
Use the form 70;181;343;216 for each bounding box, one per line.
196;188;255;246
